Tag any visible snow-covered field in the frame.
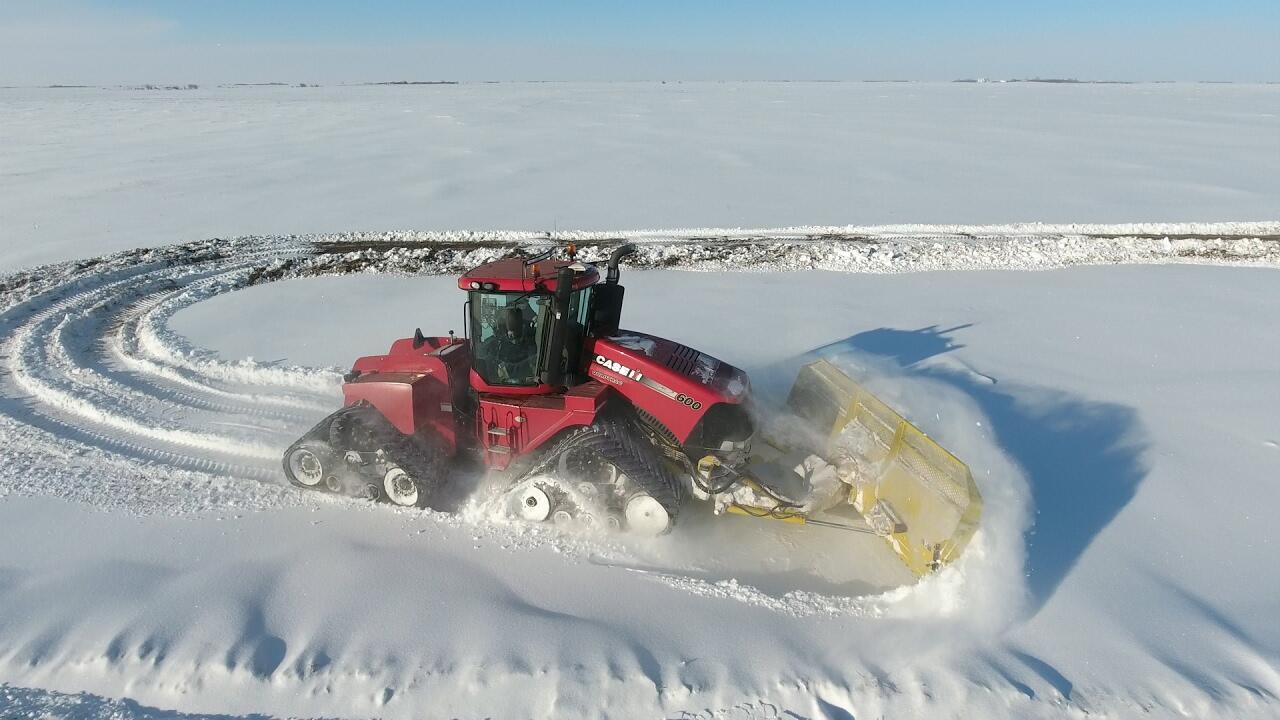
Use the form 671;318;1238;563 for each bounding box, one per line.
3;82;1279;270
1;84;1279;719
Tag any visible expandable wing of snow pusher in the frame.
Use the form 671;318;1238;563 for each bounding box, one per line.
709;360;983;576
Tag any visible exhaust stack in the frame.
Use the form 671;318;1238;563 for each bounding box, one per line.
606;243;637;284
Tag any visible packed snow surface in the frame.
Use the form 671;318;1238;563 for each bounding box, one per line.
0;229;1277;718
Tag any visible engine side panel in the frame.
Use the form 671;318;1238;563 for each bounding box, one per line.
343;337;471;454
586;334;749;442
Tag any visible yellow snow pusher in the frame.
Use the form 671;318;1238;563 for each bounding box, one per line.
697;360;983;576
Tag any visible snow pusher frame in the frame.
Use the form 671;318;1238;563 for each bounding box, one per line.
704;360;983;576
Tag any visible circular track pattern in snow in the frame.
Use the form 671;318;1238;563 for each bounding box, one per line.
0;224;1274;612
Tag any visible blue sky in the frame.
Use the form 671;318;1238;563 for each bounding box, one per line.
3;0;1277;83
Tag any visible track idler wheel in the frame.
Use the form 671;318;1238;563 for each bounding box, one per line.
516;483;554;522
623;493;672;536
284;441;333;489
382;466;420;507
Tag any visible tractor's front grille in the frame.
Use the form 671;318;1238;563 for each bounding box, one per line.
665;344;699;375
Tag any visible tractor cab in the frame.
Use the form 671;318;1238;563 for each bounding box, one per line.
458;247;630;395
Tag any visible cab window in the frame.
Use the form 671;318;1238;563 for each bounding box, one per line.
469;292;548;386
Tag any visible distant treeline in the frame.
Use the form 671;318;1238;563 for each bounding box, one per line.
10;79;1265;91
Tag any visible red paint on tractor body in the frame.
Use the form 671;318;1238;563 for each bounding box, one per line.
587;332;749;442
344;336;471;454
458;258;601;293
475;381;610;469
338;323;750;469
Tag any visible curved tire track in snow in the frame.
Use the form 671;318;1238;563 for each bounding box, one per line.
0;225;1275;601
0;239;327;488
0;225;1276;518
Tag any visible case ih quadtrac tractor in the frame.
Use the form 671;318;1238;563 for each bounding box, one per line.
283;245;982;576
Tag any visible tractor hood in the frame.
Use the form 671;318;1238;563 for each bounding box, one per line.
587;332;750;443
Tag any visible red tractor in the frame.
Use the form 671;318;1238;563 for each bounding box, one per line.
283;246;982;573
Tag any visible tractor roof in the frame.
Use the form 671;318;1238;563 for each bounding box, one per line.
458;258;601;293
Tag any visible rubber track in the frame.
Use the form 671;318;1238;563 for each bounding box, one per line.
330;403;447;507
516;414;685;527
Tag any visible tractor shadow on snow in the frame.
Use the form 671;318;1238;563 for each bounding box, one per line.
753;324;1150;611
